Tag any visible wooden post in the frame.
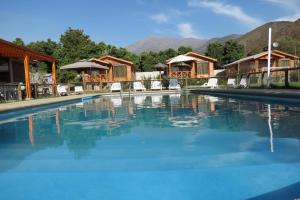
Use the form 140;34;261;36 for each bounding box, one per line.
284;69;289;88
17;83;22;101
67;81;71;95
52;61;57;96
23;55;31;99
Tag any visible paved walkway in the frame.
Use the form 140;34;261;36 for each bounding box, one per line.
189;88;300;99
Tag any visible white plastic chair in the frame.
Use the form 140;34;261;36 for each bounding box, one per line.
227;78;236;87
201;78;218;89
151;81;162;90
57;85;67;96
111;82;121;92
75;86;84;94
169;79;181;90
240;78;247;88
133;82;146;91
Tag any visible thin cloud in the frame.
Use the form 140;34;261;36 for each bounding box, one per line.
150;9;184;23
150;13;169;23
177;22;201;38
188;0;262;27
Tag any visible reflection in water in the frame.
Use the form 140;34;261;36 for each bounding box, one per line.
268;104;274;153
1;94;300;168
28;115;34;145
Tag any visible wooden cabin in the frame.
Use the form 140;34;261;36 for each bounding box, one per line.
225;50;299;76
166;52;217;79
0;38;56;99
99;55;134;82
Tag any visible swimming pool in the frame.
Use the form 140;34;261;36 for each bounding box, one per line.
0;93;300;200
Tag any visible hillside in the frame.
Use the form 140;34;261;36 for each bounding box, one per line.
126;18;300;54
126;36;208;54
126;35;240;54
238;19;300;53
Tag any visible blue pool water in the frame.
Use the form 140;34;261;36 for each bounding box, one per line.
1;93;300;200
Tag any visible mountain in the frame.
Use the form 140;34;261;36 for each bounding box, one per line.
126;18;300;54
126;36;208;54
197;34;241;52
238;18;300;53
126;35;240;54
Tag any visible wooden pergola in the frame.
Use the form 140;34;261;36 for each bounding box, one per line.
0;38;56;99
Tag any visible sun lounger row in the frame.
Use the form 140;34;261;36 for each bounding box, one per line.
111;79;181;92
57;85;84;96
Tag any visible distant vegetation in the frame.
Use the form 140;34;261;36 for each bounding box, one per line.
13;28;193;82
13;25;300;81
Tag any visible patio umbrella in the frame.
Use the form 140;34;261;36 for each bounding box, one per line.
153;63;168;81
60;60;109;70
174;62;192;67
154;63;168;69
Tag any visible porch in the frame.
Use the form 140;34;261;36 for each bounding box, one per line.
0;39;56;100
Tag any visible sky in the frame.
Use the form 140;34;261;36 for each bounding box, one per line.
1;0;300;47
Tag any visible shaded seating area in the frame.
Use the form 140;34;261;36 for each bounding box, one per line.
0;38;56;100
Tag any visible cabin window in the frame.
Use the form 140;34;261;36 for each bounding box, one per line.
0;57;9;72
113;65;127;77
279;59;290;67
197;61;209;74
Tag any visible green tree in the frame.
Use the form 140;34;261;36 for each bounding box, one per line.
13;37;25;46
205;42;224;68
222;40;245;65
27;39;58;72
55;28;98;66
276;36;300;57
177;46;192;55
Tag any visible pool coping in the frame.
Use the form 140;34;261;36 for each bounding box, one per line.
189;88;300;101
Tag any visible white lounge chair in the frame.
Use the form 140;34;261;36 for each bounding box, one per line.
169;79;181;90
57;85;67;96
227;78;236;87
240;78;247;88
133;82;146;91
201;78;218;89
111;82;121;92
75;86;84;94
151;81;162;90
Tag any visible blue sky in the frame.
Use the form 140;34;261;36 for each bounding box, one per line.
1;0;300;47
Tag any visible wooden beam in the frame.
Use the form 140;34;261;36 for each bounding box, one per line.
52;61;57;96
23;55;31;99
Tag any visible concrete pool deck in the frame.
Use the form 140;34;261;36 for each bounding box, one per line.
189;88;300;100
0;90;181;113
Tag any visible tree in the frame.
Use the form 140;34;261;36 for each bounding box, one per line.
27;39;58;72
55;28;98;66
222;40;245;65
205;42;224;68
177;46;192;55
13;38;25;46
276;36;300;57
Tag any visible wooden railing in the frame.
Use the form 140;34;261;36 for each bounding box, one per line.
169;71;191;79
83;74;108;83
